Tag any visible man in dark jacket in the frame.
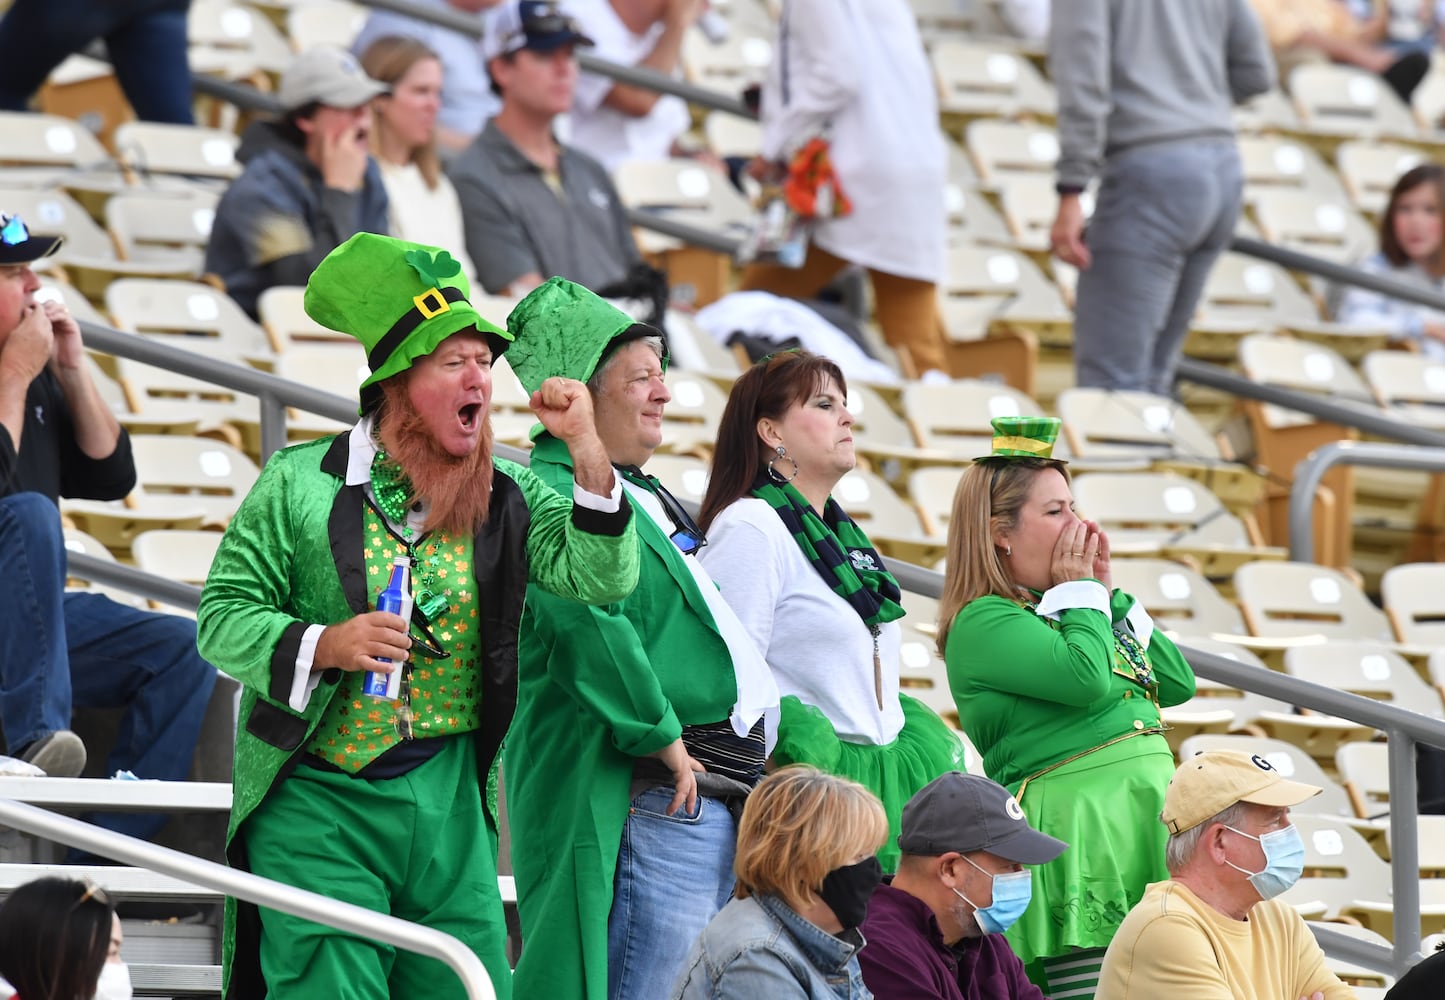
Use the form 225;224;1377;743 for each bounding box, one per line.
859;772;1066;1000
204;45;390;318
0;211;216;833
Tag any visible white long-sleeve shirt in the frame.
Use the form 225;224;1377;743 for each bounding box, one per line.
1333;251;1445;360
699;498;905;746
758;0;946;283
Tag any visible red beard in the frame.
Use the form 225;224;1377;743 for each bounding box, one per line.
375;378;494;535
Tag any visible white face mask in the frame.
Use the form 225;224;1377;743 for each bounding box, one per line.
93;961;133;1000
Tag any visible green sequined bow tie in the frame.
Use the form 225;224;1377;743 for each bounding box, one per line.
369;449;450;622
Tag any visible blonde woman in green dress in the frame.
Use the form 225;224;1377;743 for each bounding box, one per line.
937;417;1196;998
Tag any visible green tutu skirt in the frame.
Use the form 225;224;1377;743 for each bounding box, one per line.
1004;733;1174;967
773;693;965;873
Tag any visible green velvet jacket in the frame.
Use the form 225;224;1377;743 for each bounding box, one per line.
944;587;1196;790
196;431;639;1000
507;433;741;1000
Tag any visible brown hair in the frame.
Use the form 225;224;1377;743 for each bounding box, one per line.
358;35;442;189
697;350;847;532
935;457;1070;655
1380;163;1445;275
0;877;114;1000
733;766;888;912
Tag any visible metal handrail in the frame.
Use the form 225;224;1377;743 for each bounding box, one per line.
1289;441;1445;562
1231;235;1445;314
0;801;497;999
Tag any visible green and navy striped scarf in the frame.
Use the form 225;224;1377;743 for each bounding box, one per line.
751;476;904;628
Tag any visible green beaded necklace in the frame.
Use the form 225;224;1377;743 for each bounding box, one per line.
369;449;451;623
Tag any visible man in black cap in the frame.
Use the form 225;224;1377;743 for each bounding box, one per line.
0;212;216;822
859;771;1065;1000
449;0;647;300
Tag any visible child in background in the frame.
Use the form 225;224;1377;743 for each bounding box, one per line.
1336;163;1445;359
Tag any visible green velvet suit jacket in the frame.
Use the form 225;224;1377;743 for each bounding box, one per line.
197;431;639;999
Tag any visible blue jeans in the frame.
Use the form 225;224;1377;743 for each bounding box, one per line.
1073;138;1244;395
608;785;739;1000
0;0;193;124
0;493;217;841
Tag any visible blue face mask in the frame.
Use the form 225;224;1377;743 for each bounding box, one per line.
1222;823;1305;900
952;855;1033;935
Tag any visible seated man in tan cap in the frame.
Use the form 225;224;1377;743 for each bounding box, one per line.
1097;750;1354;1000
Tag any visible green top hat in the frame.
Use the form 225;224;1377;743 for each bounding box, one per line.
977;416;1063;461
304;233;512;406
504;276;666;395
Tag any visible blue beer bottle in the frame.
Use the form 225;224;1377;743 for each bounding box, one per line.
363;556;411;700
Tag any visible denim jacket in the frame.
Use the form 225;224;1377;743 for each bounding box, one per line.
670;894;873;1000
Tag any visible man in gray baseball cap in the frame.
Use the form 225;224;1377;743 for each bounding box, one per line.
204;45;391;319
858;771;1065;999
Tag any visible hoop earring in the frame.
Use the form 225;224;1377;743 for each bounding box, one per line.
768;445;799;484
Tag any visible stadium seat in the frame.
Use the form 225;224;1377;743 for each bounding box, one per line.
1288;63;1420;142
188;0;294;78
832;468;945;564
105;190;219;275
901;378;1054;460
1338;741;1392;821
1237;134;1350;208
1072;471;1279;576
1334;141;1425;218
656;369;729;455
106;277;276;366
906;466;965;538
1284;642;1444;721
932;41;1055;123
682;27;773;94
112;121;241;185
62;529;149;610
256;285;353;351
639;453;711;505
963;118;1058;190
1361;350;1445;428
131;529;225;613
1382;563;1445;646
286;0;369;52
0;186;202;299
1109;559;1249;637
1235;561;1395;643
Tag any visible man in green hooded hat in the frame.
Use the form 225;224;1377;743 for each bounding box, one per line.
197;236;640;1000
503;277;779;1000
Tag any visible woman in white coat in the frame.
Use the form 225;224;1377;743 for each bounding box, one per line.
738;0;950;380
359;35;478;281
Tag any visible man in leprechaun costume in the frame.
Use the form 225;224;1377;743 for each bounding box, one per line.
197;236;639;999
503;278;778;1000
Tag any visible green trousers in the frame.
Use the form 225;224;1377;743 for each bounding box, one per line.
244;735;512;999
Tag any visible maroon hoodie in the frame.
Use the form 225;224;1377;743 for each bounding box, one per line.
859;883;1047;1000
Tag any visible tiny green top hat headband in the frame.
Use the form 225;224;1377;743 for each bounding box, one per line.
978;415;1063;461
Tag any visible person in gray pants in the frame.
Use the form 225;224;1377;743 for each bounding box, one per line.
1048;0;1275;396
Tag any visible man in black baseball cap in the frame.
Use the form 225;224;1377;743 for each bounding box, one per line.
858;771;1065;999
450;0;653;303
0;209;216;817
